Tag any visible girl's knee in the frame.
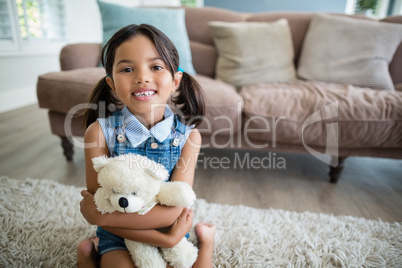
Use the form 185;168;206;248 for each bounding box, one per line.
77;239;98;268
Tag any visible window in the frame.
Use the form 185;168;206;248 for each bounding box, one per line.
180;0;203;7
0;0;66;52
346;0;400;17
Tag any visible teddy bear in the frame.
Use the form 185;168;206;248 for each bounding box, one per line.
92;153;198;268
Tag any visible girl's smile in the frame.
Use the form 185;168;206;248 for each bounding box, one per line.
131;88;157;101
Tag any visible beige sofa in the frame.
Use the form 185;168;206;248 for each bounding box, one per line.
37;6;402;183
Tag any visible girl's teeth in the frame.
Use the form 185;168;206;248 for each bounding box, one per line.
134;91;155;97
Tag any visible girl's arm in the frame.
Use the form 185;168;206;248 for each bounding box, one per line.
170;128;202;186
102;208;194;248
80;190;182;229
81;121;183;229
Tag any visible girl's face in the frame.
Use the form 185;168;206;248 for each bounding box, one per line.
106;35;182;117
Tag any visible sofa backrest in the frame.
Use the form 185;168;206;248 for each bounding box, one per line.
381;15;402;85
184;7;245;78
184;7;402;86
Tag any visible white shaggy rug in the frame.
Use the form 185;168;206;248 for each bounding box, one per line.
0;177;401;268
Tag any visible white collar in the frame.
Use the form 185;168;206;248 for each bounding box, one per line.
121;105;175;147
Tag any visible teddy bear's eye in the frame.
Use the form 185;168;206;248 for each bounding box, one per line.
132;192;136;195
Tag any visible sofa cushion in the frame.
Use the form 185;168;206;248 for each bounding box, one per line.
37;67;106;114
97;0;196;74
246;12;314;66
298;13;402;91
193;75;243;137
240;80;402;149
208;19;296;88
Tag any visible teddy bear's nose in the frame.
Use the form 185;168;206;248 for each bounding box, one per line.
119;197;129;208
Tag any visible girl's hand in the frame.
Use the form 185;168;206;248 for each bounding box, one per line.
80;190;102;225
166;208;193;247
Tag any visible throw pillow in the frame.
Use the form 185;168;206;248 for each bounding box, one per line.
97;0;196;74
208;19;296;88
297;13;402;91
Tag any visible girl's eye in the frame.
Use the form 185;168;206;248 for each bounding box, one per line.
152;66;163;71
121;67;133;73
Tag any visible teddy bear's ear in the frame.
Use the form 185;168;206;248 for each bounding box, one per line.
144;162;169;182
92;155;111;172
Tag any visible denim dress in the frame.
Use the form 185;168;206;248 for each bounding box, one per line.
96;106;191;256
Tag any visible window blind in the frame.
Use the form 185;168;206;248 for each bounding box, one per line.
0;0;13;41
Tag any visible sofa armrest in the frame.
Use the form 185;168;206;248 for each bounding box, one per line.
60;43;102;71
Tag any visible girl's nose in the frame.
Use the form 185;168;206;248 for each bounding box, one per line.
134;69;151;84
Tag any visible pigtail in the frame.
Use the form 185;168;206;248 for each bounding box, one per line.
172;72;205;127
83;76;122;129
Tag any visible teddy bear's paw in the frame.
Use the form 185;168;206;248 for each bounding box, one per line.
158;181;196;207
161;238;198;268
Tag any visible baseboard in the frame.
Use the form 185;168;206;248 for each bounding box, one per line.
0;87;37;113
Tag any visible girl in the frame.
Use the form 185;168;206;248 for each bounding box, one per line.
77;24;216;268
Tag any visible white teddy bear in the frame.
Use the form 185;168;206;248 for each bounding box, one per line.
92;153;198;268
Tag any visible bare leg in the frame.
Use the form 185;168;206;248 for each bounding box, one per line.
76;237;99;268
101;249;136;268
77;237;135;268
192;222;216;268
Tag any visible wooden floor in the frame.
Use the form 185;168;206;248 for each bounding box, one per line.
1;104;401;222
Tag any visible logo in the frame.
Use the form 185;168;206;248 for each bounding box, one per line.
302;101;339;167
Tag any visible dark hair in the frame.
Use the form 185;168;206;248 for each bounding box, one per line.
83;24;205;128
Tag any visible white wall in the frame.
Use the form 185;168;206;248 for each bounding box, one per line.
65;0;103;43
395;0;402;14
205;0;347;13
0;53;60;112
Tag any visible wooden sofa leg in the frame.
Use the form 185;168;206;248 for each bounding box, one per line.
60;136;74;162
329;156;346;183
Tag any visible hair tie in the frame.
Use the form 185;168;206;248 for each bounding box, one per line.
177;66;184;73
